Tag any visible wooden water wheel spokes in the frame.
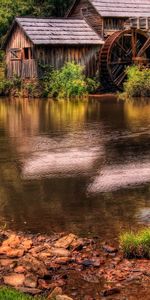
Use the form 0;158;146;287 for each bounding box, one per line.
100;29;150;90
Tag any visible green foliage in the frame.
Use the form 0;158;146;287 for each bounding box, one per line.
0;75;22;96
0;78;13;96
0;287;43;300
0;0;73;46
123;65;150;97
42;62;99;99
120;228;150;258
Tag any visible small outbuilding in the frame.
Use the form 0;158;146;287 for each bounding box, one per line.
3;17;103;79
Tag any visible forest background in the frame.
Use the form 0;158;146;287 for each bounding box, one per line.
0;0;73;48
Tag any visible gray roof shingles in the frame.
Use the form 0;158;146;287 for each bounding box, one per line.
16;17;103;45
90;0;150;18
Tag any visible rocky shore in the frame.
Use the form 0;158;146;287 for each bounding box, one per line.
0;231;150;299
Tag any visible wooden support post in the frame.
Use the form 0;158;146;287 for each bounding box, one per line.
131;28;137;60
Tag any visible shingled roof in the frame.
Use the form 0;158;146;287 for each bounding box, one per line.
12;17;103;45
67;0;150;18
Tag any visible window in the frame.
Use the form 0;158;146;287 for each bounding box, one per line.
10;48;21;60
23;47;34;60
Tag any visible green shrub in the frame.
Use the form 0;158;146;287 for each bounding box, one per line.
0;287;43;300
0;78;13;96
42;62;99;99
123;65;150;97
120;228;150;258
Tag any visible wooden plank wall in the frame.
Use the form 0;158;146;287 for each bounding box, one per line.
5;23;100;79
68;0;103;36
36;45;100;78
6;24;37;78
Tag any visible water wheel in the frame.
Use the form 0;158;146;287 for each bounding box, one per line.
100;29;150;90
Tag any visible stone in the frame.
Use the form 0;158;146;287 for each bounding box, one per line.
71;239;84;251
55;257;70;265
54;234;77;249
0;258;14;267
2;235;21;247
48;287;63;299
56;295;74;300
50;248;70;257
22;255;48;277
14;266;26;273
102;245;118;254
38;279;53;289
24;274;38;288
0;246;24;258
22;239;32;251
8;249;24;258
3;274;25;287
101;288;121;297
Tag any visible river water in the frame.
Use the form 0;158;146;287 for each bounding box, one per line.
0;96;150;241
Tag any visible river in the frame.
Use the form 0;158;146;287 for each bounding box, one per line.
0;96;150;241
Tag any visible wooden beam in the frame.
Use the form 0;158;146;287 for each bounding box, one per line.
137;37;150;57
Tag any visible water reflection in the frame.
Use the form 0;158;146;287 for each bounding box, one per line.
88;162;150;193
0;97;149;239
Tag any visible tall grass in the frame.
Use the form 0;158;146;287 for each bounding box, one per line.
120;228;150;258
123;65;150;97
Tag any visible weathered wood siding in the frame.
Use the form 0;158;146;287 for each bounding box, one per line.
5;21;101;79
36;45;100;78
6;24;37;78
67;0;104;36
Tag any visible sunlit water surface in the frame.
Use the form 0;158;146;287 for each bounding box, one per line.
0;97;150;240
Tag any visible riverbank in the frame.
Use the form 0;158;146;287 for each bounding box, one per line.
0;230;150;299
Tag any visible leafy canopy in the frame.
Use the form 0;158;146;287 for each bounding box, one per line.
0;0;73;41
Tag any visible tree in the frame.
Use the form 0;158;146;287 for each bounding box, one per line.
0;0;73;43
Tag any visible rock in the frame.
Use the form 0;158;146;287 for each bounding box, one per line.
22;255;48;277
7;249;24;258
50;248;70;257
14;266;26;273
22;239;32;251
101;288;121;297
0;258;14;267
71;239;84;251
24;274;38;288
16;287;41;295
55;257;70;265
48;280;66;289
102;245;118;254
56;295;74;300
54;234;77;249
48;287;63;299
2;235;20;247
38;279;53;289
82;260;93;267
0;246;24;258
3;274;25;287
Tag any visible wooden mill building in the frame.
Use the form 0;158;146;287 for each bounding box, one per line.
3;0;150;89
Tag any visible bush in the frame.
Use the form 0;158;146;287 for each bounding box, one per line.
120;228;150;258
123;65;150;97
42;62;99;99
0;78;13;96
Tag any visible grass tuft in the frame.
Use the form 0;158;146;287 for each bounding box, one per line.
0;287;43;300
120;228;150;258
